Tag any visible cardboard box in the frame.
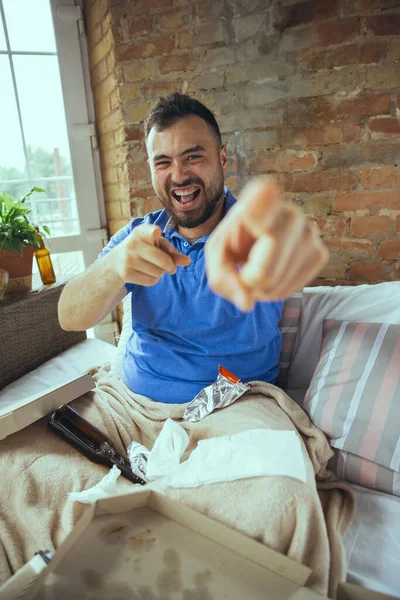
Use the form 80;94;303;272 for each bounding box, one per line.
0;373;94;440
2;489;397;600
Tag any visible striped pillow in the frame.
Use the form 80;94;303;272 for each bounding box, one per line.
303;319;400;497
276;292;303;389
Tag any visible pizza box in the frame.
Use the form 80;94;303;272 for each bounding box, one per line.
1;488;397;600
0;372;94;440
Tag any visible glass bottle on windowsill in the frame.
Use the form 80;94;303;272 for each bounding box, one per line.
35;228;56;285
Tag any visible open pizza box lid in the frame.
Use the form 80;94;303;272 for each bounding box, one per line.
1;489;397;600
0;373;94;441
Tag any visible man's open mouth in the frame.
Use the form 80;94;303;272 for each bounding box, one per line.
171;186;201;206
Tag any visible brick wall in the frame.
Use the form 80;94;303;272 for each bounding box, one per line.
85;0;400;285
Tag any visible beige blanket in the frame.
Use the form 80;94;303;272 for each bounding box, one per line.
0;367;355;597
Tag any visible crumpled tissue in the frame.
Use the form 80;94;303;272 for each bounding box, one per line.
166;428;307;488
141;420;306;488
68;465;122;503
146;418;189;481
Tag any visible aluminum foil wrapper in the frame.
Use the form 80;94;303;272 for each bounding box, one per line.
183;365;251;423
127;440;150;482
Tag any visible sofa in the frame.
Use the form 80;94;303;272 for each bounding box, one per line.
0;280;399;598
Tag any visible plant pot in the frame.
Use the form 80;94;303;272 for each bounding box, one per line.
0;245;35;293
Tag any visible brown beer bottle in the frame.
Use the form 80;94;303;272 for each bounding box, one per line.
35;229;56;285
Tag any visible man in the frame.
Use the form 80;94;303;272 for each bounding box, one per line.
58;93;327;403
1;96;352;595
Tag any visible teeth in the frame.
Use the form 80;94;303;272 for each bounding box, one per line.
174;188;198;196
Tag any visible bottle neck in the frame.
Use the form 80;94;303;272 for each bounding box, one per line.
36;233;46;249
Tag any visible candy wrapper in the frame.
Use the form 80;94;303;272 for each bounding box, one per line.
127;440;151;482
183;365;251;423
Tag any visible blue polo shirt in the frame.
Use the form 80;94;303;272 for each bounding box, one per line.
99;188;283;404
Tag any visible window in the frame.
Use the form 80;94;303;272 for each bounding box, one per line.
0;0;106;277
0;0;117;341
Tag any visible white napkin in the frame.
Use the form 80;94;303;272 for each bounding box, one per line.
145;418;189;481
166;429;307;488
68;465;121;503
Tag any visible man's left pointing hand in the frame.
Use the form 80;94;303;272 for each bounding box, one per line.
205;176;329;312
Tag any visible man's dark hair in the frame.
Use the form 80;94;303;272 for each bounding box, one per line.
144;93;222;147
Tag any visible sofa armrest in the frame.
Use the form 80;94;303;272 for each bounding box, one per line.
0;282;86;390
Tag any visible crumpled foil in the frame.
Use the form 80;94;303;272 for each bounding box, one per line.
183;365;251;423
127;440;150;482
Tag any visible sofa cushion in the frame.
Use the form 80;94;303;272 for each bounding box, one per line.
288;282;400;392
303;318;400;497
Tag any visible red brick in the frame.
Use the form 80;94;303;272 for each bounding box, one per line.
116;36;174;61
125;126;143;141
314;93;391;121
177;31;192;49
298;44;359;70
196;1;225;22
159;53;191;74
350;216;391;237
282;123;360;146
349;262;385;282
389;40;400;60
368;118;400;139
361;166;400;189
249;150;317;173
285;99;314;124
310;216;346;236
129;186;154;199
380;240;400;260
313;0;338;21
128;162;150;182
111;0;172;18
278;0;338;28
335;192;400;211
366;14;400;36
325;239;375;259
360;41;386;64
127;16;153;36
281;170;359;193
143;80;182;99
158;7;192;29
394;262;400;280
318;262;347;280
342;0;384;16
322;141;400;168
316;18;360;47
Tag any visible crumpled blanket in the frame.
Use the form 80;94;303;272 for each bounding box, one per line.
0;365;355;597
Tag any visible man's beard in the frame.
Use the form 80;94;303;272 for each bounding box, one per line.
156;172;225;229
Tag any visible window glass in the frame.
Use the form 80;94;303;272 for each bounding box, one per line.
0;55;27;192
0;14;6;50
13;54;79;236
32;250;85;277
3;0;56;52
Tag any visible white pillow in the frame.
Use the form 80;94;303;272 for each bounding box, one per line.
287;282;400;391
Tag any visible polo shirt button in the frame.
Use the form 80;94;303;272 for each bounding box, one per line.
183;242;189;247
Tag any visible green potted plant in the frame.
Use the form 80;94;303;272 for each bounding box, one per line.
0;187;50;293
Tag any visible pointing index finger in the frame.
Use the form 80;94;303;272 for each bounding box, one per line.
237;176;281;238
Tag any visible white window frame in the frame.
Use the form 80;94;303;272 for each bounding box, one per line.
49;0;108;265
